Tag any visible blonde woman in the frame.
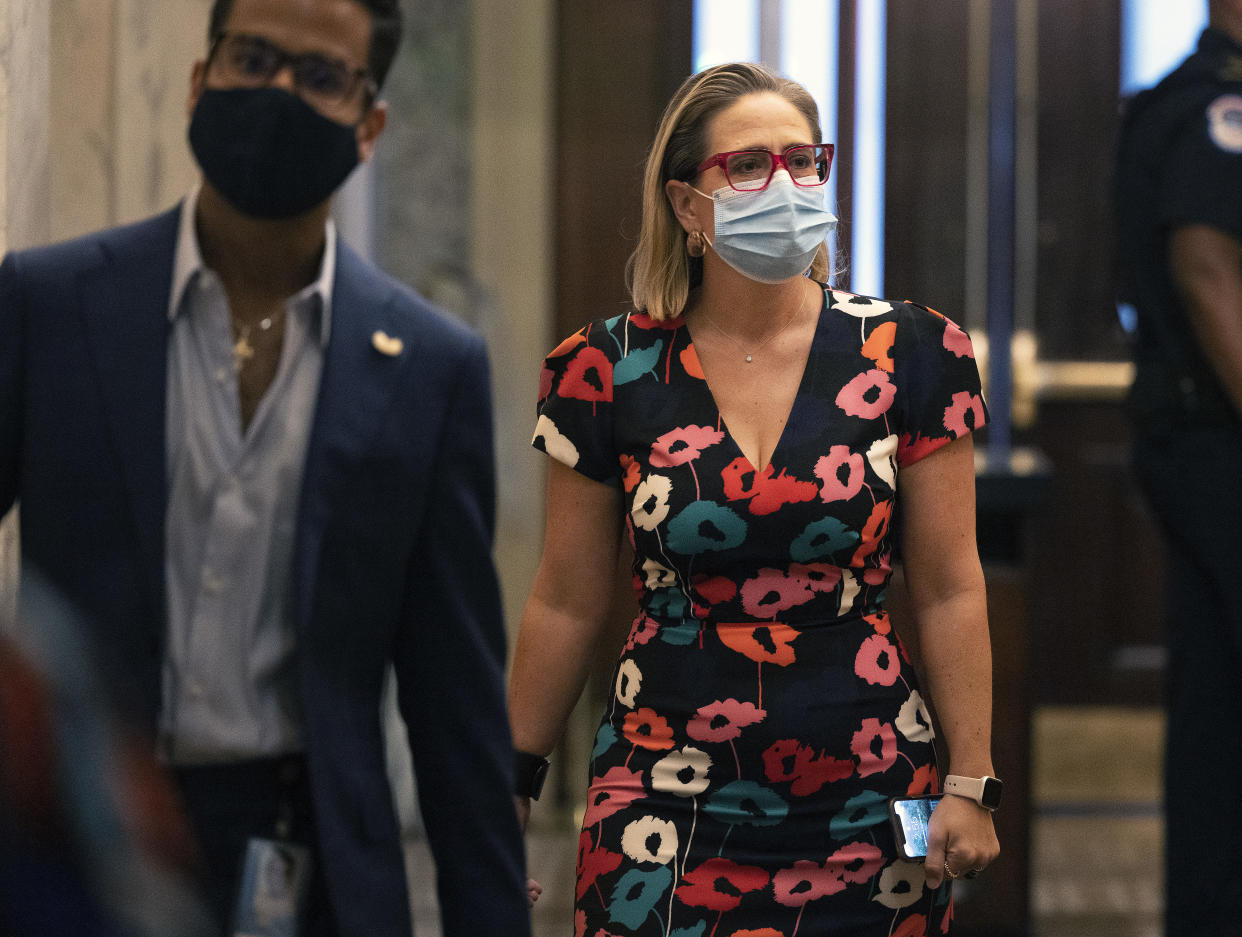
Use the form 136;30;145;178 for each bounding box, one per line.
510;62;999;935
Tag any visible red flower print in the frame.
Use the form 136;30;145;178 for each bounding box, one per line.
687;698;767;743
681;343;705;379
828;841;884;885
835;370;896;420
676;857;769;912
651;424;726;467
855;634;901;687
788;562;842;594
623;707;676;751
897;431;944;466
851;718;898;777
762;739;854;796
718;623;799;667
722;458;819;515
813;446;865;503
619;453;641;492
575;908;587;937
943;391;986;436
907;763;939;796
539;363;555;402
861;320;896;372
583;766;645;826
577;830;624;900
893;913;929;937
850;500;892;566
740;568;814;618
773;859;845;907
560;346;613;403
728;930;787;937
942;319;974;359
691;574;738;617
624;615;660;651
863;564;890;586
628;311;683;330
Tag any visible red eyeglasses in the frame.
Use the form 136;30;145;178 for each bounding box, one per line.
696;143;835;192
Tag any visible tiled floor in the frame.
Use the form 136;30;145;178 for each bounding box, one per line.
405;706;1166;936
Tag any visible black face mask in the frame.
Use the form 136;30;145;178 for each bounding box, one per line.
189;86;360;220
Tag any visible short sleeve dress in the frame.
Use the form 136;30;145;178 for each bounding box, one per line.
532;286;988;937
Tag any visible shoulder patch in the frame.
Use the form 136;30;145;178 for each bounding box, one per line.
1207;94;1242;153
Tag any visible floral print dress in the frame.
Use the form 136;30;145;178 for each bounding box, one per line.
532;287;988;937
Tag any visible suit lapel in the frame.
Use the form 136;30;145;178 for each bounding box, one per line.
77;210;179;618
294;243;417;625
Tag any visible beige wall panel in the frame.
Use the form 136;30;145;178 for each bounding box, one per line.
0;0;51;629
470;0;555;639
110;0;208;226
1;0;51;252
50;0;118;239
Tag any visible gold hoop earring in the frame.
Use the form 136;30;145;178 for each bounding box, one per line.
686;230;706;258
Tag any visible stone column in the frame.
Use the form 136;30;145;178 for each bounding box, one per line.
0;0;51;632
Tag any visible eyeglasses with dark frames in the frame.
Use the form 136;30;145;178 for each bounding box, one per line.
695;143;835;192
207;32;376;114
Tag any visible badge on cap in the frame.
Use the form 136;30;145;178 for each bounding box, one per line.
1207;94;1242;154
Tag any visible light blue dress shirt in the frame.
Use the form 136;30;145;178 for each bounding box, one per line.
160;188;335;765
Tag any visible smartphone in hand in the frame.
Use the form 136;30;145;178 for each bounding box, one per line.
888;794;943;859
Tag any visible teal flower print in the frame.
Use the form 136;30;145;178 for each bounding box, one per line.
829;789;889;839
703;780;788;827
614;340;666;385
667;500;747;553
790;516;859;562
607;865;674;930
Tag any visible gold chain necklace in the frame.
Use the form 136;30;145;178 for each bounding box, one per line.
231;309;285;372
697;285;812;363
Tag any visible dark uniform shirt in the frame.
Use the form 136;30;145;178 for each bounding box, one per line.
1115;27;1242;425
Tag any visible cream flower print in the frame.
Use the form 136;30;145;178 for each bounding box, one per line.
651;746;712;797
642;558;678;590
615;658;643;708
830;291;894;319
873;860;926;909
532;413;579;467
867;434;898;491
896;690;935;744
632;474;673;530
621;815;679;865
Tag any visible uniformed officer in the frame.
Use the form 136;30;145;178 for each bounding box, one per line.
1114;2;1242;934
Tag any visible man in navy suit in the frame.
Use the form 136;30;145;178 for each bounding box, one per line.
0;0;530;934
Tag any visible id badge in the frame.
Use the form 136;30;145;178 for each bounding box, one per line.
233;838;312;937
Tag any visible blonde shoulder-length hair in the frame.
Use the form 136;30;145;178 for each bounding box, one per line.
627;62;833;322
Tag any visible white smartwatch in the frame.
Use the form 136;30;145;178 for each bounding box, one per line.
943;774;1004;811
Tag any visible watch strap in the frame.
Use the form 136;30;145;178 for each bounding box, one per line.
943;774;1003;811
514;750;551;800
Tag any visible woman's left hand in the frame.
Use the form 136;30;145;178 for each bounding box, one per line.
923;794;1000;888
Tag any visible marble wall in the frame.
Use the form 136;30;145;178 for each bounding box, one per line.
0;0;51;629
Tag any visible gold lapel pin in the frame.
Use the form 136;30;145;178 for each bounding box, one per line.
372;330;404;357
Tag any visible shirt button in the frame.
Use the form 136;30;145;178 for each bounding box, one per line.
215;366;231;384
201;569;225;594
186;680;205;699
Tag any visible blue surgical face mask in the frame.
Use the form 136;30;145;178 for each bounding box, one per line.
693;171;837;283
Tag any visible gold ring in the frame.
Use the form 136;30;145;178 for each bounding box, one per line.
943;862;960;880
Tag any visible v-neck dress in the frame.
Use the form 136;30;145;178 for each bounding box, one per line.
532;286;988;937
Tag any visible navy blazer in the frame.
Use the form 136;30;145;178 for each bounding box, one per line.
0;208;531;937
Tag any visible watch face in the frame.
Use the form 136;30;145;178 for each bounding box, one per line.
981;776;1004;810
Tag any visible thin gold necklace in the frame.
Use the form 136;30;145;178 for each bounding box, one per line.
698;285;813;363
231;309;285;372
